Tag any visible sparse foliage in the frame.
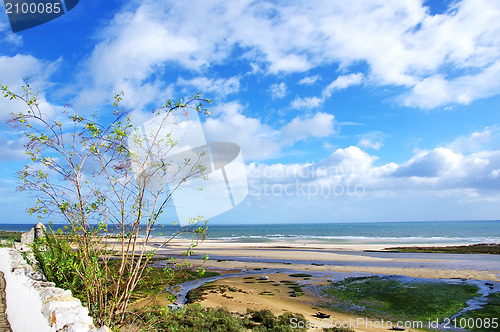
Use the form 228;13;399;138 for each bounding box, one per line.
2;80;212;326
126;305;309;332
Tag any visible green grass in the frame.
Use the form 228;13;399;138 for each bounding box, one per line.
0;230;22;240
280;280;299;285
131;305;310;332
186;284;247;303
131;268;220;302
259;291;275;296
185;270;220;279
320;276;479;322
0;231;21;247
289;273;312;278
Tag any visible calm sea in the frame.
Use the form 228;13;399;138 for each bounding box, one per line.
2;220;499;245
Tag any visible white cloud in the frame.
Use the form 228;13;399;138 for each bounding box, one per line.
447;127;499;153
203;102;336;160
357;131;385;150
203;102;281;160
0;54;45;85
0;135;26;162
358;139;383;151
404;62;500;108
290;96;322;110
298;75;320;85
281;112;336;144
247;142;500;204
0;8;22;45
74;0;500;109
323;73;364;98
178;76;240;97
73;2;202;110
291;73;363;109
394;148;462;178
0;54;58;121
268;54;311;74
403;75;450;108
269;82;287;99
245;127;500;212
317;146;379;175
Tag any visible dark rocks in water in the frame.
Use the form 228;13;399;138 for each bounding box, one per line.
315;312;330;319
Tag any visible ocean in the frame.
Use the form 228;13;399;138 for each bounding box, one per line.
2;220;499;246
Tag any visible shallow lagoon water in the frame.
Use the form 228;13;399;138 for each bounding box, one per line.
164;265;499;318
189;250;500;272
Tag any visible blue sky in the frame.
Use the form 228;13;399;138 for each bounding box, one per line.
1;0;500;224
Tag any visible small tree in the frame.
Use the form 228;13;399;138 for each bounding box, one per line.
1;80;212;326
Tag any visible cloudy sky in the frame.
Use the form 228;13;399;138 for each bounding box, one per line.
1;0;500;224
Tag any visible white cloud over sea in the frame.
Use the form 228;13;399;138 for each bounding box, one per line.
245;129;500;215
2;0;500;223
69;0;500;110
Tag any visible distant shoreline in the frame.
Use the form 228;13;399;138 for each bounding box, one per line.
0;231;22;241
384;243;500;255
1;221;499;246
144;238;500;282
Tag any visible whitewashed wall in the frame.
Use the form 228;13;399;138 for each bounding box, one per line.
0;248;110;332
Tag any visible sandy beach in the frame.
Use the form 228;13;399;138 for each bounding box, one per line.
151;238;500;281
197;273;421;332
142;238;500;331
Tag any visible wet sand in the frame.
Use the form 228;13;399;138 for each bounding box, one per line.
197;273;425;332
151;239;500;282
144;239;500;331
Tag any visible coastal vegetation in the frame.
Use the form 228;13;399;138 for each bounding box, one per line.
0;231;21;247
319;276;479;322
2;82;321;332
288;273;312;278
386;243;500;254
126;305;310;332
0;231;22;241
186;284;248;303
1;81;212;327
2;81;497;331
462;292;500;331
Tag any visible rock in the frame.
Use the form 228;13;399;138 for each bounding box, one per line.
65;322;97;332
20;223;46;245
47;305;93;331
20;229;35;245
34;223;46;239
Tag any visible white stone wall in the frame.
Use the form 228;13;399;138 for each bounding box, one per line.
0;248;110;332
